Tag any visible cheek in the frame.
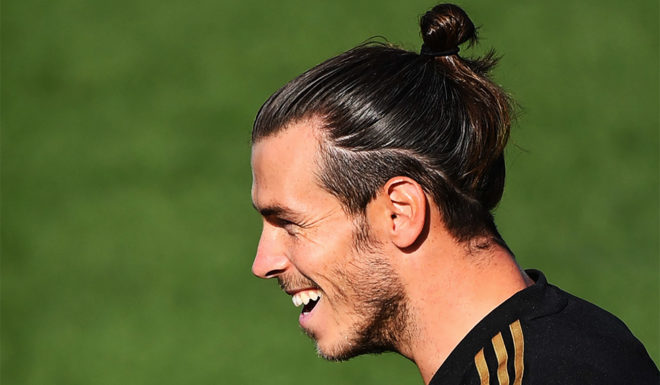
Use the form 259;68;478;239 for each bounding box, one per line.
325;264;353;303
293;225;354;265
290;247;336;281
292;235;355;298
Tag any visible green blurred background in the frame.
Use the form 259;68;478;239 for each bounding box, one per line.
2;0;658;383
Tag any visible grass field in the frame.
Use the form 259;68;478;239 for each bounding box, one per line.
2;0;658;384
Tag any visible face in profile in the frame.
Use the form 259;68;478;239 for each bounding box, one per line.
251;118;410;360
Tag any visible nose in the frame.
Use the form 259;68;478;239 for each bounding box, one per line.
252;225;290;279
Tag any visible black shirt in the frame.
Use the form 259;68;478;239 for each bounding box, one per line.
429;270;658;385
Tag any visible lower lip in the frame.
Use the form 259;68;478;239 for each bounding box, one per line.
298;301;319;327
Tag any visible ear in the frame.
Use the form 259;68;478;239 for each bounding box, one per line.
383;177;427;249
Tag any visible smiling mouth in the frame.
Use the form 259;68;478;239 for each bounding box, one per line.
292;289;322;314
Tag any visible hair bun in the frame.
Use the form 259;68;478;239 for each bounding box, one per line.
420;4;477;53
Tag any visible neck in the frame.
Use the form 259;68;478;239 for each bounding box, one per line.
394;236;531;384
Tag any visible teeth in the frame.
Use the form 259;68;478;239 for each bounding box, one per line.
292;295;301;307
291;289;322;308
300;291;310;305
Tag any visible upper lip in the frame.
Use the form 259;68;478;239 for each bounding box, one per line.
285;287;319;296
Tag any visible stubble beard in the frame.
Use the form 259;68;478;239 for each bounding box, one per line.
311;217;413;362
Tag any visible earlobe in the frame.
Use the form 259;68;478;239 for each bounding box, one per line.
384;177;427;249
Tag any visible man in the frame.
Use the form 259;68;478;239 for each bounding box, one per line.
250;3;658;384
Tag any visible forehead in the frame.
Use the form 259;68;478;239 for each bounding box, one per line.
251;117;335;212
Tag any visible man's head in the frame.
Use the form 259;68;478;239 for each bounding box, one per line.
252;118;414;360
253;3;512;243
251;3;513;360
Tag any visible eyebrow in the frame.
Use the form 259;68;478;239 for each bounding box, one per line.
252;203;299;219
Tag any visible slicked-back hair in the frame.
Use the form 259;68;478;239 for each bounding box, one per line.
252;4;513;243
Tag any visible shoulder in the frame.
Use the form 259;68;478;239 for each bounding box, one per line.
430;270;658;385
520;284;658;384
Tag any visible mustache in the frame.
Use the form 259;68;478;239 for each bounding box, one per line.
277;274;320;292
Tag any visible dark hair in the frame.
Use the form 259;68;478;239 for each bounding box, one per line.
252;3;513;242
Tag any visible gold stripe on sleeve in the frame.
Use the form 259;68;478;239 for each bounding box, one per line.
492;332;510;385
474;348;490;385
509;320;524;385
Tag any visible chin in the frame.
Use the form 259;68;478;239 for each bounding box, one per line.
316;341;361;362
304;327;355;362
312;330;396;362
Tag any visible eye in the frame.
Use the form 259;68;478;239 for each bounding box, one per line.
271;217;292;227
270;217;300;236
